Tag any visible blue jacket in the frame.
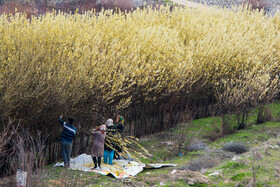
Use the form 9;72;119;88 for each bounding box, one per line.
59;117;77;143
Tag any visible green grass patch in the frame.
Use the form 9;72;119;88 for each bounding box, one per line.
220;161;247;170
230;172;251;181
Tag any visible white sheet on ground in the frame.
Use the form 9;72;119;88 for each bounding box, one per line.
53;153;176;178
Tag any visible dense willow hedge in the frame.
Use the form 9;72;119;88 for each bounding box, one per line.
0;6;279;136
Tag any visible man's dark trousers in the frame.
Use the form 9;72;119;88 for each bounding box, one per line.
61;141;72;167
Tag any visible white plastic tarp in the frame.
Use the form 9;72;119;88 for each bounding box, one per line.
53;154;176;178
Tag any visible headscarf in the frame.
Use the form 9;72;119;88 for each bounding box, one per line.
105;119;114;127
117;116;124;124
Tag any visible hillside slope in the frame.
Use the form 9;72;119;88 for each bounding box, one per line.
1;103;279;186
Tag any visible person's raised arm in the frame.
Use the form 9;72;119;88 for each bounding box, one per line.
59;115;65;126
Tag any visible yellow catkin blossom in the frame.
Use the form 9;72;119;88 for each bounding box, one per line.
0;5;279;126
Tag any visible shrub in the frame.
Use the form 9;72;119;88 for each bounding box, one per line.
171;124;194;157
222;142;249;154
179;156;221;171
215;71;279;132
187;140;208;152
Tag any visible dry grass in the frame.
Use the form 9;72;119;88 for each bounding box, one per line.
241;0;268;11
0;1;38;18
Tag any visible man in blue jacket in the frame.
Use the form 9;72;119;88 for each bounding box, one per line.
59;115;77;168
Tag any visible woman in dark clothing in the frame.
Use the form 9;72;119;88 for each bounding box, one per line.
114;115;124;159
91;125;106;170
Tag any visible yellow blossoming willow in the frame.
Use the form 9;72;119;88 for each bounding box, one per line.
0;5;279;133
103;131;151;161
